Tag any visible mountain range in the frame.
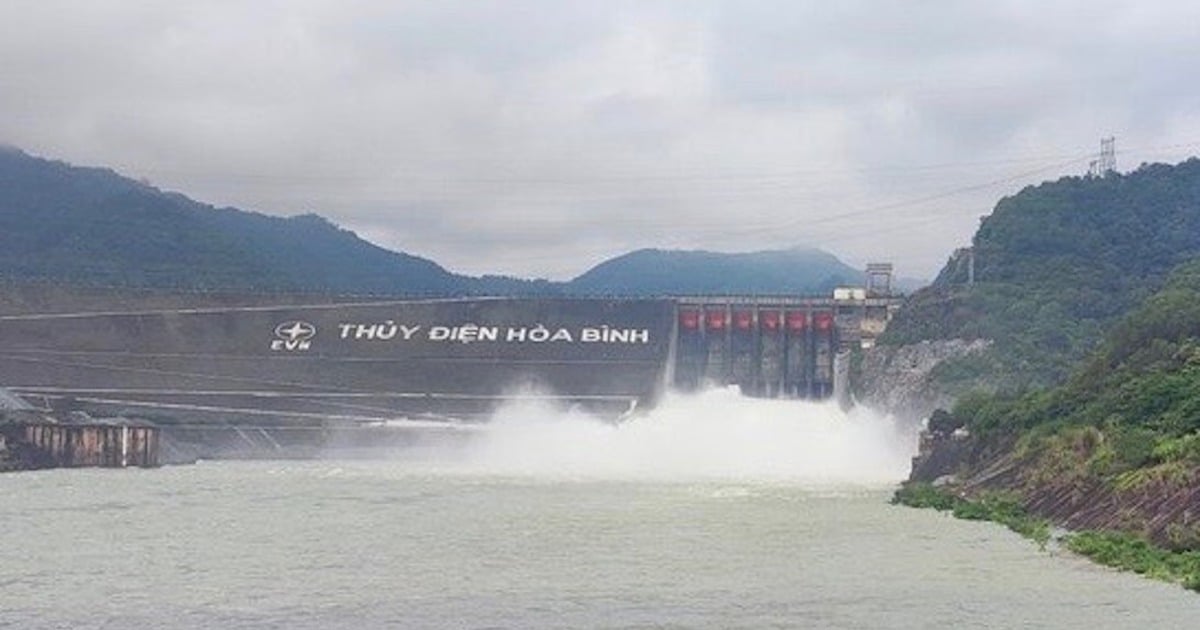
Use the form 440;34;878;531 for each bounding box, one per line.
0;147;887;297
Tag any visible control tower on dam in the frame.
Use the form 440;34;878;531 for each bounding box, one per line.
0;285;902;426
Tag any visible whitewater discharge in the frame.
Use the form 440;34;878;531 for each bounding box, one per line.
412;387;918;486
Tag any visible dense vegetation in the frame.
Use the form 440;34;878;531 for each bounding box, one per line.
884;159;1200;391
1067;531;1200;591
905;257;1200;589
947;258;1200;445
0;147;861;297
890;160;1200;592
930;257;1200;497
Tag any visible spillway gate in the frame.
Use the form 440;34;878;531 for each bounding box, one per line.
670;295;899;400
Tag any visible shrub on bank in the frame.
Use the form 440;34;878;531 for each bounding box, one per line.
1066;530;1200;592
896;483;1200;592
892;483;1050;547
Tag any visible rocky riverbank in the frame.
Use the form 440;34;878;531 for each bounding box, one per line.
900;428;1200;591
853;338;990;424
909;428;1200;549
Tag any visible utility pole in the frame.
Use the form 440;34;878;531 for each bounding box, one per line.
1088;137;1116;177
1099;136;1116;173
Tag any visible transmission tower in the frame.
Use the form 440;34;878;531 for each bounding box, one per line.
1088;137;1116;177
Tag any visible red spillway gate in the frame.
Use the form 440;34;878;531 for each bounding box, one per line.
760;310;780;332
705;309;727;331
786;311;807;332
679;309;700;331
733;310;753;331
813;311;834;332
673;302;838;400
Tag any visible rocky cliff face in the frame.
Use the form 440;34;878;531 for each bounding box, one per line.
854;339;990;424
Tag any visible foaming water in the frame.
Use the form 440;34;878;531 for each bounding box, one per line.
421;387;917;486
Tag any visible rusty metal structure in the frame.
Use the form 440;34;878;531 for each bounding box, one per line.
1;418;160;469
20;421;159;467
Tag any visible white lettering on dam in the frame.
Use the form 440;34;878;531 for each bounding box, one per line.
332;322;652;345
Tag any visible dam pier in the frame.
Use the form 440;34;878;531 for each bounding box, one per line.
671;293;900;399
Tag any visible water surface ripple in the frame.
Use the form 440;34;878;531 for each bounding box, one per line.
2;460;1198;629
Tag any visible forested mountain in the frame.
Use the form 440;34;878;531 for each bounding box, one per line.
0;147;869;297
956;257;1200;438
0;146;463;294
568;247;860;296
885;160;1200;580
883;158;1200;391
901;257;1200;585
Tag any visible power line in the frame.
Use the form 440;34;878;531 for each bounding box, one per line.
452;150;1112;270
122;142;1200;186
636;155;1093;239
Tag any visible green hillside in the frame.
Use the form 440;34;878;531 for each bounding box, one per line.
893;162;1200;583
954;257;1200;439
884;159;1200;391
913;257;1200;574
0;147;462;294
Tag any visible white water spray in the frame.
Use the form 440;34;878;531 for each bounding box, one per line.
420;387;917;486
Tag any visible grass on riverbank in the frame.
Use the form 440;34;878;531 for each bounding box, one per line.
1066;531;1200;592
892;482;1050;546
894;482;1200;592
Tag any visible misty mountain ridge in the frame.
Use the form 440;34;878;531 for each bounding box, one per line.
570;247;863;296
0;147;887;297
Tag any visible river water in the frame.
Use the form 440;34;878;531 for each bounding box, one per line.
2;389;1197;628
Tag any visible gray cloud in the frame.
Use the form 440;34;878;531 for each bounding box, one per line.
2;1;1199;280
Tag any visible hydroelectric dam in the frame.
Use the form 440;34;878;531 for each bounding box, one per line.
0;283;901;462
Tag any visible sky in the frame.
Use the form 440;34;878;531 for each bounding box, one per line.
2;1;1200;281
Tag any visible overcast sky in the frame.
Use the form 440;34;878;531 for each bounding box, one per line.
2;1;1199;280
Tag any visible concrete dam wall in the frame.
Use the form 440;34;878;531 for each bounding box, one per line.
0;294;673;423
0;289;889;430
